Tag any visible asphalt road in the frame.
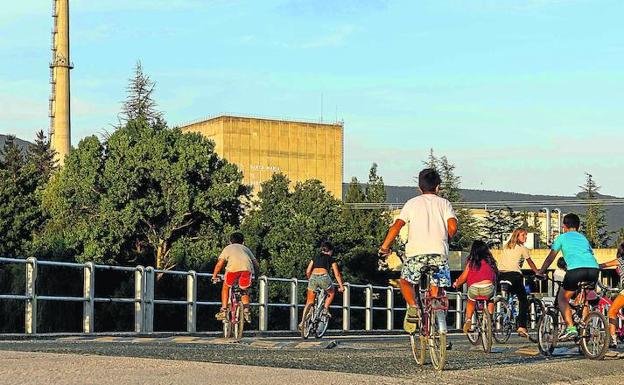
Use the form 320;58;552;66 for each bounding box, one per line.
0;334;623;384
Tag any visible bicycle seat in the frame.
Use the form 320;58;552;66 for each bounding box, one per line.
420;264;439;274
474;296;491;301
578;281;596;290
499;280;512;285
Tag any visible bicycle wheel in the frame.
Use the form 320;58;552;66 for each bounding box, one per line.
315;310;329;338
527;298;544;343
233;304;244;340
301;304;314;339
223;304;233;338
579;311;609;360
428;309;447;371
466;311;480;345
409;332;426;365
493;298;512;344
537;309;558;356
481;308;493;353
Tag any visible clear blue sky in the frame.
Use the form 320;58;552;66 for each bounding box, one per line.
1;0;623;196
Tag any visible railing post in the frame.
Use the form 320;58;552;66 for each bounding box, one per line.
365;284;373;331
342;283;351;331
259;276;269;332
386;286;394;330
83;262;95;333
289;278;298;331
134;266;144;333
455;292;463;330
187;270;197;333
143;266;155;334
25;257;37;334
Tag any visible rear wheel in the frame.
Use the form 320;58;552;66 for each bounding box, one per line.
466;311;480;345
527;298;544;343
233;304;244;340
481;307;493;353
409;333;426;365
223;305;232;338
428;310;447;371
537;309;558;356
493;298;512;344
301;304;314;339
315;308;329;338
579;311;609;360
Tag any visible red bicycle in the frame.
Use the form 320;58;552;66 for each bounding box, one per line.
213;276;245;339
597;282;624;343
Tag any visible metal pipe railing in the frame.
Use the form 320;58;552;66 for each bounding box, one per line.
0;257;471;335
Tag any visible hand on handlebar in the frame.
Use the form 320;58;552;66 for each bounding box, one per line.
338;285;345;293
378;247;391;257
211;276;221;284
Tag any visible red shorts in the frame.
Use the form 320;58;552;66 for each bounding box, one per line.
224;271;252;289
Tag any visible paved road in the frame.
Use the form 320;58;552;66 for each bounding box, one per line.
0;334;623;384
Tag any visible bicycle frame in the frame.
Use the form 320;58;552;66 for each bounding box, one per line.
596;284;624;340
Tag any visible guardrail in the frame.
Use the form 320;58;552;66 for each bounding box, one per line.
0;257;466;335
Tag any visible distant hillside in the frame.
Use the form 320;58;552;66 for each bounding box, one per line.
343;183;624;232
0;134;32;159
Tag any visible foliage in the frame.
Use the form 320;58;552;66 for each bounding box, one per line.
481;207;523;248
0;132;56;258
38;120;249;271
119;61;164;126
579;173;610;247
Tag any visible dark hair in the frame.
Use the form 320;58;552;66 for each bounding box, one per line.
418;168;441;193
230;232;244;244
556;257;567;270
467;240;498;275
320;241;333;253
563;213;580;229
618;242;624;260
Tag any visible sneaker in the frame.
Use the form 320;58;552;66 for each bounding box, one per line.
321;308;331;318
560;326;578;340
215;308;227;321
610;335;618;349
404;306;419;333
463;320;472;334
243;308;251;323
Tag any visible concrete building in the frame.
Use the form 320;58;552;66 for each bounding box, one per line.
49;0;73;165
180;115;344;198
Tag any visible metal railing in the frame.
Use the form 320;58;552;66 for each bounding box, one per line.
0;257;466;335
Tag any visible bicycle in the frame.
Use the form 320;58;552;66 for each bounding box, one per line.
492;276;544;343
213;276;245;340
536;275;609;359
465;295;493;353
408;259;449;371
596;281;624;344
300;287;330;339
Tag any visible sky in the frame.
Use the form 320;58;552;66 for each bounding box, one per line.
1;0;623;196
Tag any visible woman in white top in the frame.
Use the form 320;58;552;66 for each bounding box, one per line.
498;228;539;337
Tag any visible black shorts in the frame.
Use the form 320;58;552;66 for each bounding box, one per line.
562;268;599;292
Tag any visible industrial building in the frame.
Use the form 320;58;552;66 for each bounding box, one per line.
180;115;344;198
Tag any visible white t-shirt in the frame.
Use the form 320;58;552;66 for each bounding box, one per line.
398;194;457;257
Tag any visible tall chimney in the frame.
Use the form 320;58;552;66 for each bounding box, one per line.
49;0;72;165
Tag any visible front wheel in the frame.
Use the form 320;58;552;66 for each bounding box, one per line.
579;311;609;360
537;309;558;356
428;310;447;371
315;309;329;338
493;298;512;344
233;304;244;340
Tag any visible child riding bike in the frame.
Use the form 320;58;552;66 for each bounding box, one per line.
300;241;345;327
598;241;624;348
537;213;599;340
452;240;498;334
212;232;260;323
379;168;458;333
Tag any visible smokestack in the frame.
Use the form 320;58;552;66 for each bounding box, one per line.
49;0;72;165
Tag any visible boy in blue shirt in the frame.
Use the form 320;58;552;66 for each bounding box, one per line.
537;213;599;339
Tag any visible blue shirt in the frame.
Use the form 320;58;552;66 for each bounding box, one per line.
551;231;598;270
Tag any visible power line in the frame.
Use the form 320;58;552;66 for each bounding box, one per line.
345;198;624;210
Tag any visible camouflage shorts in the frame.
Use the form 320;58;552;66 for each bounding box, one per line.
401;254;451;287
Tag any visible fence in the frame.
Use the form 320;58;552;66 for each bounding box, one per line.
0;257;468;335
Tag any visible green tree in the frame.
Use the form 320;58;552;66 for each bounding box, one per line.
579;173;610;247
119;61;163;125
481;207;523;247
